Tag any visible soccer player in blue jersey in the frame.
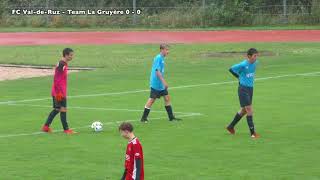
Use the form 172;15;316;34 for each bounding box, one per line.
226;48;260;139
140;44;181;123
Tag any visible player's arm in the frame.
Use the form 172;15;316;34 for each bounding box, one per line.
134;159;142;180
55;61;66;101
229;63;242;78
121;169;127;180
229;68;239;78
153;57;168;89
54;82;65;102
156;70;168;89
132;144;143;180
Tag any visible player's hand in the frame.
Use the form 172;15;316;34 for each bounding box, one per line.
55;93;64;102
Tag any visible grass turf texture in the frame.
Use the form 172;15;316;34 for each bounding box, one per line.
0;43;319;179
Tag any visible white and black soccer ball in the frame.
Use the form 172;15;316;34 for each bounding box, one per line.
91;121;103;132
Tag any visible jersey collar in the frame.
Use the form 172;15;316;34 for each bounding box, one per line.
128;137;137;144
159;53;165;59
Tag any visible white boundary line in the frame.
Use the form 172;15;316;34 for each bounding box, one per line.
0;71;319;105
0;71;318;139
0;113;202;139
5;103;202;115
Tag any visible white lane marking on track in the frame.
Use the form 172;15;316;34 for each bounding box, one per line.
0;113;202;139
0;71;319;105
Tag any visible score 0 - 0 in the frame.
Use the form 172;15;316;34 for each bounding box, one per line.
125;9;141;15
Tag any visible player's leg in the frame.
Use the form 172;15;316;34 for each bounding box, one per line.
226;108;246;134
59;107;68;130
164;94;173;120
43;108;59;132
45;108;60;125
58;99;74;134
141;88;160;122
146;98;156;109
245;88;259;138
245;105;254;134
163;93;181;121
245;105;258;138
141;98;156;122
42;97;60;132
227;86;249;134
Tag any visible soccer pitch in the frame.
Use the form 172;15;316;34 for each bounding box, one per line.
0;43;319;179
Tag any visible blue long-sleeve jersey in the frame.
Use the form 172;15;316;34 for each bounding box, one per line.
229;60;258;87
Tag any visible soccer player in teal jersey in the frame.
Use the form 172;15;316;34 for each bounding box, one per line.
226;48;260;138
140;44;181;123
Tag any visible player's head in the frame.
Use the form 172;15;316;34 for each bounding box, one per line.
119;122;134;139
63;48;74;61
247;48;258;63
160;44;170;56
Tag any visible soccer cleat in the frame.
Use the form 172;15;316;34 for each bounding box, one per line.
42;125;52;133
140;118;149;123
226;127;235;135
251;132;260;139
64;129;76;134
169;117;182;121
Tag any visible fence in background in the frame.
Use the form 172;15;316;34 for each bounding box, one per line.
1;1;320;28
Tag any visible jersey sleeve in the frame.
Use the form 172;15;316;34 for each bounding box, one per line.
134;159;142;180
230;62;244;74
54;61;66;96
132;144;142;159
133;143;143;180
153;57;162;72
57;61;66;72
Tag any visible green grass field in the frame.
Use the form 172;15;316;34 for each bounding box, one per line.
0;43;319;180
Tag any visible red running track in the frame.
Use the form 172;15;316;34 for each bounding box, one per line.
0;30;319;46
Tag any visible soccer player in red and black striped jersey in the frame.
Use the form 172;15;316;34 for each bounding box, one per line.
119;122;144;180
42;48;75;134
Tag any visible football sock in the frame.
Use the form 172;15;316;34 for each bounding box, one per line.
246;115;255;135
60;112;69;130
228;112;243;128
165;105;175;120
45;109;59;126
141;107;150;120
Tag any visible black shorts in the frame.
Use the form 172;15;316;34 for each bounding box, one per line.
238;85;253;107
52;96;67;109
150;88;169;99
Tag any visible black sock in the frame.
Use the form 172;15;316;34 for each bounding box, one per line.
141;107;150;120
60;112;69;130
45;109;59;126
165;105;175;120
228;113;243;128
246;115;255;135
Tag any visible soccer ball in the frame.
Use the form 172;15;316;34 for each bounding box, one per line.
91;121;103;132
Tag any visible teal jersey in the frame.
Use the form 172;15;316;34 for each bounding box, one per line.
230;60;258;87
150;53;165;90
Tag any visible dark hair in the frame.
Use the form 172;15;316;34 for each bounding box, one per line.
63;48;74;57
119;122;134;132
160;44;169;50
247;48;258;56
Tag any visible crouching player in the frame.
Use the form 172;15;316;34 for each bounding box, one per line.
140;44;181;123
226;48;260;139
42;48;75;134
119;122;144;180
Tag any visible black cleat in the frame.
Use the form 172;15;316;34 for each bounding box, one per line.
169;117;182;121
141;118;149;123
